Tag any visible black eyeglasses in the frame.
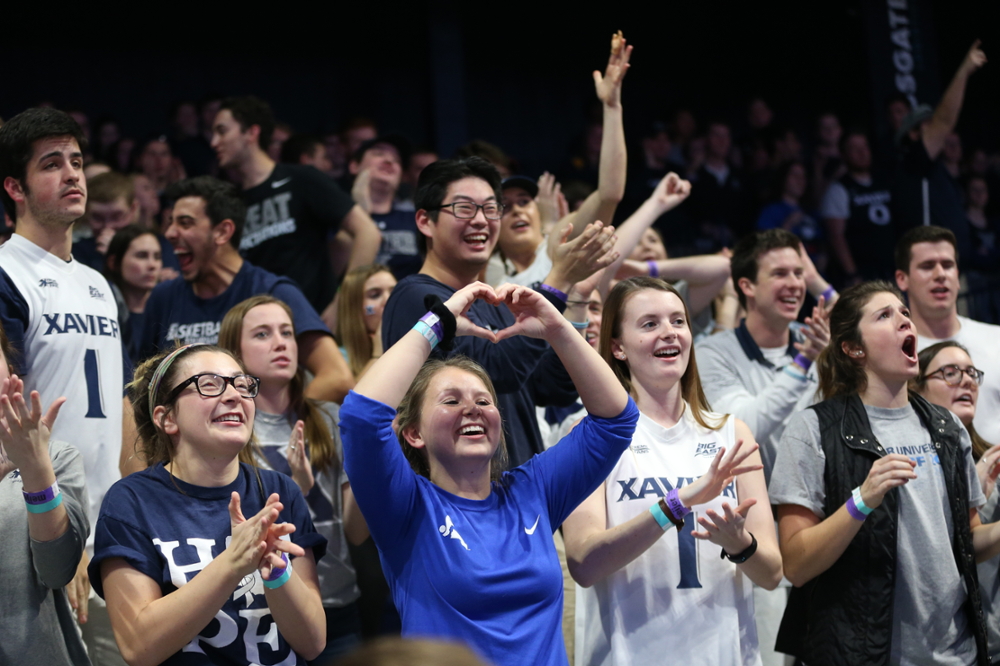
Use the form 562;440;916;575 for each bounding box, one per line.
926;364;985;387
429;201;504;221
166;374;260;402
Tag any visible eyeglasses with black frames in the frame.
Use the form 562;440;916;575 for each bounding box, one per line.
166;374;260;403
429;201;504;221
926;364;985;387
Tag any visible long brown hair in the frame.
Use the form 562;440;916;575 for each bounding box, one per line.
336;264;393;377
816;280;904;400
600;277;724;431
128;345;259;468
910;340;993;460
218;295;339;473
395;356;508;483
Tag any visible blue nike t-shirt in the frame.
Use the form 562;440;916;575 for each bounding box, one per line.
90;463;326;666
340;390;638;666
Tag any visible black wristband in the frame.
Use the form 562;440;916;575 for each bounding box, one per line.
720;532;757;563
423;294;457;352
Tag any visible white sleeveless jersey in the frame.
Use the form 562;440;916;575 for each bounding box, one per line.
575;406;760;666
0;234;123;549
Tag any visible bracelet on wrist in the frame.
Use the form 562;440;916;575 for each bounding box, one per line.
647;260;659;278
851;486;873;515
792;353;812;372
423;295;457;352
649;500;674;531
24;481;64;514
721;532;758;563
657;497;685;530
538;283;568;303
820;285;837;302
570;319;590;330
665;488;691;527
262;553;293;589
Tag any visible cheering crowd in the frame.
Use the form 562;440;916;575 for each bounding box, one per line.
2;31;1000;666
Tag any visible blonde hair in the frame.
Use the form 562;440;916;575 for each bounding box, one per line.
600;277;724;431
336;264;394;377
218;295;340;473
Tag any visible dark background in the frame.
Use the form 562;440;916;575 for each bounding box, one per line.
2;0;997;175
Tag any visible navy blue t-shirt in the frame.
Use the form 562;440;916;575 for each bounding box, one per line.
372;208;422;280
139;261;329;360
381;274;577;467
90;463;326;666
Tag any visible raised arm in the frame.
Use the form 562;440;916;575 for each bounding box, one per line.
924;40;987;159
495;283;626;417
340;205;382;272
553;31;630;247
355;282;499;409
298;331;355;404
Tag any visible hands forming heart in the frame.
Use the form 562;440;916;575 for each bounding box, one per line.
443;282;567;343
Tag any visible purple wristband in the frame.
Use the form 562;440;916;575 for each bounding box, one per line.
821;285;837;302
845;496;867;522
266;552;290;581
666;488;691;520
539;284;568;303
23;481;60;505
793;353;812;372
419;312;444;343
647;260;659;278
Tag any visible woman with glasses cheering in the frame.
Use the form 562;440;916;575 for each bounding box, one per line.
912;340;1000;663
89;344;327;666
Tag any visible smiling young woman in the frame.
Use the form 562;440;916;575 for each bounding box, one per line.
89;344;326;666
769;281;1000;666
562;277;782;666
340;281;637;666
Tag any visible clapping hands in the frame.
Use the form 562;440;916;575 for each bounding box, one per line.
227;492;305;580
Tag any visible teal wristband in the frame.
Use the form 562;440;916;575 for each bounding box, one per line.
25;492;63;514
570;319;590;330
262;562;293;589
649;501;672;531
413;320;439;349
852;487;873;515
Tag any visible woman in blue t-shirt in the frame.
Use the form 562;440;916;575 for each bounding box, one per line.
340;282;637;666
90;344;326;666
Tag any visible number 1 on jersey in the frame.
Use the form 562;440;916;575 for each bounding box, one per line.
84;348;106;418
676;512;702;589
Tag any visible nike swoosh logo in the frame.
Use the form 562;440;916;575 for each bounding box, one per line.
524;515;540;535
272;177;292;188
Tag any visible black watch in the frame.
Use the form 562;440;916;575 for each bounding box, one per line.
721;532;757;563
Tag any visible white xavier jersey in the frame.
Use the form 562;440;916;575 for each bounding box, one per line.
0;234;123;549
575;406;761;666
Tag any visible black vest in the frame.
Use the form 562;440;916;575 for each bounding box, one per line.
775;393;989;666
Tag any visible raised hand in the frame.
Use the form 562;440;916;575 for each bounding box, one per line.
548;220;618;289
535;171;564;231
0;375;65;471
227;492;305;579
678;438;761;508
651;172;692;213
976;444;1000;500
495;284;567;342
286;420;314;495
963;39;987;74
796;295;831;362
442;282;500;342
593;31;632;108
350;168;374;213
859;454;917;510
692;498;758;555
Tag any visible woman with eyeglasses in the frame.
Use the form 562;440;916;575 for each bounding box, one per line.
911;340;1000;663
768;282;1000;666
89;344;327;666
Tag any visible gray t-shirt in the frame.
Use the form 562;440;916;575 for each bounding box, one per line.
254;403;360;608
978;485;1000;662
770;404;984;666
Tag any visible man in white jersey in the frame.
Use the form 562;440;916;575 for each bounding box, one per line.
896;225;1000;444
0;107;127;666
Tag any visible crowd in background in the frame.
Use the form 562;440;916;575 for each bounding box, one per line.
1;30;999;666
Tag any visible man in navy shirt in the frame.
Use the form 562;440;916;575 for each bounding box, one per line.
381;157;580;467
138;176;354;406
